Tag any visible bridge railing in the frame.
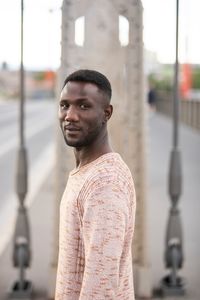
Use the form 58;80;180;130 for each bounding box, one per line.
156;90;200;132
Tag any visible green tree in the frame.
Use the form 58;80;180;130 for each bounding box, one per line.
192;68;200;89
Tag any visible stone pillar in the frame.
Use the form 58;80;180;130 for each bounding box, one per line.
50;0;151;298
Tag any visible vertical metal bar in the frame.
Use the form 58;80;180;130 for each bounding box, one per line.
10;1;32;296
20;0;24;147
173;0;179;149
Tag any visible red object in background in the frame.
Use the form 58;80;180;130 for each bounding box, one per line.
180;63;192;99
45;70;55;81
44;70;56;89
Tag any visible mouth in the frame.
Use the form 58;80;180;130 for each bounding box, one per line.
63;125;81;132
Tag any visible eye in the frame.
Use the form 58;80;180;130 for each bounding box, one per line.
79;103;89;110
60;102;69;110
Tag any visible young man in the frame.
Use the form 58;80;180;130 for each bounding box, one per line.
55;69;136;299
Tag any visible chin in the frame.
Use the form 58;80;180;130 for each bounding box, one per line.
64;138;84;148
63;131;100;148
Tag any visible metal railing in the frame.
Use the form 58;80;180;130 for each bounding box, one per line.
156;90;200;132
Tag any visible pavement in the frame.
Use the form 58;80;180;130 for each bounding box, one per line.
0;112;199;300
0;170;55;300
147;112;200;300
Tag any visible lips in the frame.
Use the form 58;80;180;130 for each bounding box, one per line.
63;125;81;132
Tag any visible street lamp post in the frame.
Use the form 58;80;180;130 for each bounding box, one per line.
160;0;185;296
10;0;32;298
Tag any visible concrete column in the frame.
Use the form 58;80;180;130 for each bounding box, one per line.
49;0;151;298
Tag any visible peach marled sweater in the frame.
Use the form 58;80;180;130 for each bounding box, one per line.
55;152;136;300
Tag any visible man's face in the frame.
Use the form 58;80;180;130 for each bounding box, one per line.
58;81;111;148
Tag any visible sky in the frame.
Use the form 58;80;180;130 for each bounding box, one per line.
0;0;199;70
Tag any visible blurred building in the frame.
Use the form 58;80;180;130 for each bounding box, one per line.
144;49;160;75
0;68;56;100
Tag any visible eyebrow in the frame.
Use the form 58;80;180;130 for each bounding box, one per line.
60;97;91;103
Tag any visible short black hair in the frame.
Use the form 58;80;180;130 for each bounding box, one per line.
62;69;112;101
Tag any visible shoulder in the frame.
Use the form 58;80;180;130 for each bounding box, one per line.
80;153;135;201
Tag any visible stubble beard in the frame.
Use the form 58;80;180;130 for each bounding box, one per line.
62;123;104;148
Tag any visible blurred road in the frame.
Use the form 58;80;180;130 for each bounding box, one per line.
0;99;56;256
147;112;200;299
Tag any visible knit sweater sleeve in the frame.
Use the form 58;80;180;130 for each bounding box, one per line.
79;178;132;299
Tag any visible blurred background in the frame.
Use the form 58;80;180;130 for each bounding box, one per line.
0;0;199;299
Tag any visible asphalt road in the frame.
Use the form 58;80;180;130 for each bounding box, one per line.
147;112;200;299
0;98;56;255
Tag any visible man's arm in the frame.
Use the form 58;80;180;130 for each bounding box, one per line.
79;180;131;299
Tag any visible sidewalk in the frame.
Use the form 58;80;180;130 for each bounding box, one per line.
147;113;200;300
0;171;55;300
0;113;199;299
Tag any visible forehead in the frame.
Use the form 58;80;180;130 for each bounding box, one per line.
60;81;101;100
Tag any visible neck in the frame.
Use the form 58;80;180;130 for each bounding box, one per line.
74;131;113;168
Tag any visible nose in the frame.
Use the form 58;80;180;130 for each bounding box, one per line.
64;105;79;122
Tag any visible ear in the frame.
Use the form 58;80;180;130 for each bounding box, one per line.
104;104;113;122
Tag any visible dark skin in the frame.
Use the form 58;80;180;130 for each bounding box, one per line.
58;81;113;168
